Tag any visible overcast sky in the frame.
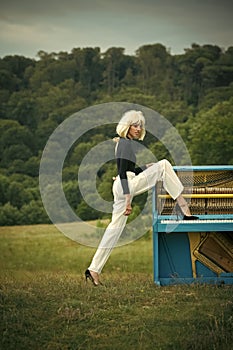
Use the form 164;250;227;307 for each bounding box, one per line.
0;0;232;58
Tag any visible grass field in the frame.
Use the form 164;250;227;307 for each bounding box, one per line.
0;224;233;350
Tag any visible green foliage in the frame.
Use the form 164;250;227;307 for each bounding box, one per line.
182;99;233;164
0;202;22;225
97;162;116;201
20;200;50;224
0;174;10;205
68;141;93;165
76;200;102;221
63;180;80;209
0;43;233;224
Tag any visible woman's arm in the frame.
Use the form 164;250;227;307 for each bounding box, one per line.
124;193;132;216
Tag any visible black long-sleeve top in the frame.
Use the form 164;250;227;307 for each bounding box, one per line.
116;138;146;194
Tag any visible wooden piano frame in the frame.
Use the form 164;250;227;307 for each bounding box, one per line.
152;165;233;285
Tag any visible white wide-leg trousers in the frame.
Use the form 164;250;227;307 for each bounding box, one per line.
88;159;184;273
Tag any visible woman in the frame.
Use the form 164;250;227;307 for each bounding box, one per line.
85;110;198;285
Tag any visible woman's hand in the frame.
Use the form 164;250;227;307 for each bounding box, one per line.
124;194;132;216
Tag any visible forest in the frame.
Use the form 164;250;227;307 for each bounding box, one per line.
0;43;233;225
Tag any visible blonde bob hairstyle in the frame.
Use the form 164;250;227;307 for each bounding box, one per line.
116;110;146;140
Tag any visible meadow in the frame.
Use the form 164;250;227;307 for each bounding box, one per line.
0;224;232;350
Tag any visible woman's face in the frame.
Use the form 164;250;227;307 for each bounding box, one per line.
127;122;142;139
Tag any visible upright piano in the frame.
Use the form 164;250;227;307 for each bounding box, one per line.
152;165;233;285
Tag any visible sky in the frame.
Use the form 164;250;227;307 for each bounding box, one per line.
0;0;233;58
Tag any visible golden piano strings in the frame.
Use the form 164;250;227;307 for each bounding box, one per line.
157;169;233;215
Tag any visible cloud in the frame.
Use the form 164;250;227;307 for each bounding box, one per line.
1;0;231;21
1;0;233;29
0;0;232;57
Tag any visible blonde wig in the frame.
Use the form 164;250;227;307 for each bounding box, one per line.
116;110;146;140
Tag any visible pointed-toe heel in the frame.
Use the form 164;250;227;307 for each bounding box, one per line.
175;203;199;221
183;214;199;220
85;269;100;286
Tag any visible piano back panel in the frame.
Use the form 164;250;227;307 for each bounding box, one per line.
157;170;233;215
154;167;233;285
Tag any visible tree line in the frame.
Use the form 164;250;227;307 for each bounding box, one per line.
0;43;233;225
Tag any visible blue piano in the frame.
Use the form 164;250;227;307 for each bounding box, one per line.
152;165;233;285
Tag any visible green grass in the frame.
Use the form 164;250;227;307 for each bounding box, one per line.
0;224;233;350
